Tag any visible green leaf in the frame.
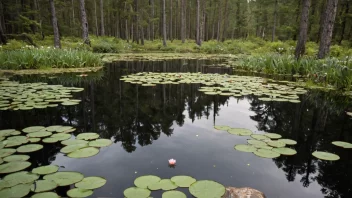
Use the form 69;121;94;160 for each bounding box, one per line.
267;140;286;148
148;179;177;191
0;161;32;174
162;190;187;198
227;128;253;136
32;165;59;175
254;149;280;158
264;133;282;139
170;175;196;187
3;155;30;162
61;139;88;146
189;180;225;198
51;133;71;141
234;144;257;152
76;133;99;140
60;143;88;154
45;125;63;132
134;175;161;189
214;125;231;131
0;183;32;198
31;180;58;192
331;141;352;148
67;188;93;198
31;192;60;198
272;147;297;155
27;132;52;138
22;126;45;133
312;151;340;161
67;147;100;158
251;134;270;140
55;126;74;133
1;171;39;189
278;139;297;145
43;171;84;186
75;176;107;190
0;148;16;158
247;139;267;146
28;138;41;143
88;139;113;147
124;187;151;198
17;144;43;153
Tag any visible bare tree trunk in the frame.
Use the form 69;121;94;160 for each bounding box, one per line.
49;0;61;48
221;0;229;41
94;0;99;36
272;0;278;42
201;0;205;42
295;0;311;59
318;0;338;59
79;0;90;45
216;1;222;42
100;0;105;36
124;2;129;42
181;0;185;43
162;0;167;46
133;0;139;44
0;16;6;44
170;0;173;41
196;0;200;45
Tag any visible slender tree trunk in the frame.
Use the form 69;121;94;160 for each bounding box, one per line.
94;0;99;36
272;0;278;42
318;0;339;59
196;0;200;45
221;0;229;41
181;0;185;43
339;1;349;44
236;0;240;38
170;0;173;41
162;0;167;46
49;0;61;48
295;0;311;59
100;0;105;36
79;0;90;45
124;2;129;42
0;16;6;44
133;0;139;43
216;1;222;42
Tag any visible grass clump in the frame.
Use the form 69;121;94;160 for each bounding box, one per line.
0;47;102;70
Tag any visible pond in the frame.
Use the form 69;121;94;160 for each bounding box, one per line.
1;60;352;198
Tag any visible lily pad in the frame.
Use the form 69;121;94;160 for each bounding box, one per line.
148;179;177;191
247;139;267;146
162;190;187;198
2;171;39;188
0;183;32;198
267;140;286;148
43;171;84;186
189;180;225;198
27;132;52;138
28;138;41;143
75;176;107;190
0;161;31;173
331;141;352;148
60;144;88;154
45;126;63;132
67;147;99;158
214;125;231;131
227;128;253;136
278;139;297;145
134;175;161;188
31;180;58;192
234;144;257;152
67;188;93;198
2;155;30;163
55;126;74;133
0;129;15;137
272;147;297;155
170;175;196;187
312;151;340;161
124;187;151;198
254;149;281;158
88;139;113;147
22;126;45;133
76;133;99;140
61;139;88;146
264;133;282;139
32;165;59;175
17;144;43;153
31;192;60;198
253;144;273;150
51;133;71;141
251;134;270;140
42;138;59;143
0;148;16;157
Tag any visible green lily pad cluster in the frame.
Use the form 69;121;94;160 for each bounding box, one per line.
121;72;306;103
124;175;226;198
309;141;349;161
0;80;84;111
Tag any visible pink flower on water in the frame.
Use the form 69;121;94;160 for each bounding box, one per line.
168;159;176;165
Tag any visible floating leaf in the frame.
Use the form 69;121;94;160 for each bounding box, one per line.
227;128;253;136
278;139;297;145
253;144;273;150
43;171;84;186
27;132;52;138
272;148;297;155
267;140;286;148
264;133;282;139
2;171;39;188
55;126;74;133
162;190;187;198
0;129;15;137
61;139;88;146
214;125;230;131
247;139;267;146
3;155;30;163
0;148;16;158
0;161;31;173
312;151;340;161
17;144;43;153
51;133;71;141
30;180;57;192
254;149;280;158
28;138;41;143
234;144;257;152
251;134;270;140
32;165;59;175
148;179;177;191
134;175;161;188
67;147;99;158
331;141;352;149
45;126;63;132
76;133;99;140
67;188;93;198
88;139;113;147
124;187;151;198
0;183;32;197
189;180;225;198
42;138;59;143
22;126;45;133
75;176;107;190
170;176;196;187
31;192;60;198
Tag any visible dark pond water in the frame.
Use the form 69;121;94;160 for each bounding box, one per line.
1;60;352;198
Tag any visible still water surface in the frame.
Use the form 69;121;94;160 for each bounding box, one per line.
1;60;352;198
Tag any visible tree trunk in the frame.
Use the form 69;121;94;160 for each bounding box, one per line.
318;0;339;59
181;0;185;43
339;1;349;44
79;0;90;45
295;0;311;59
149;0;154;40
49;0;61;48
196;0;200;45
124;2;129;42
100;0;105;36
170;0;173;41
272;0;278;42
94;0;99;36
0;17;6;44
221;0;229;41
133;0;139;44
216;1;222;42
162;0;167;46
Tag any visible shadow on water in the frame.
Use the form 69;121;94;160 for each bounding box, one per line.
1;59;352;198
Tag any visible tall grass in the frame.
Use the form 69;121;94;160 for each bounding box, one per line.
0;47;102;70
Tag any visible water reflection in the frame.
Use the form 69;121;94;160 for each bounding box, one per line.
1;60;352;197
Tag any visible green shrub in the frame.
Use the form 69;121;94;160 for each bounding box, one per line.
0;40;26;50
